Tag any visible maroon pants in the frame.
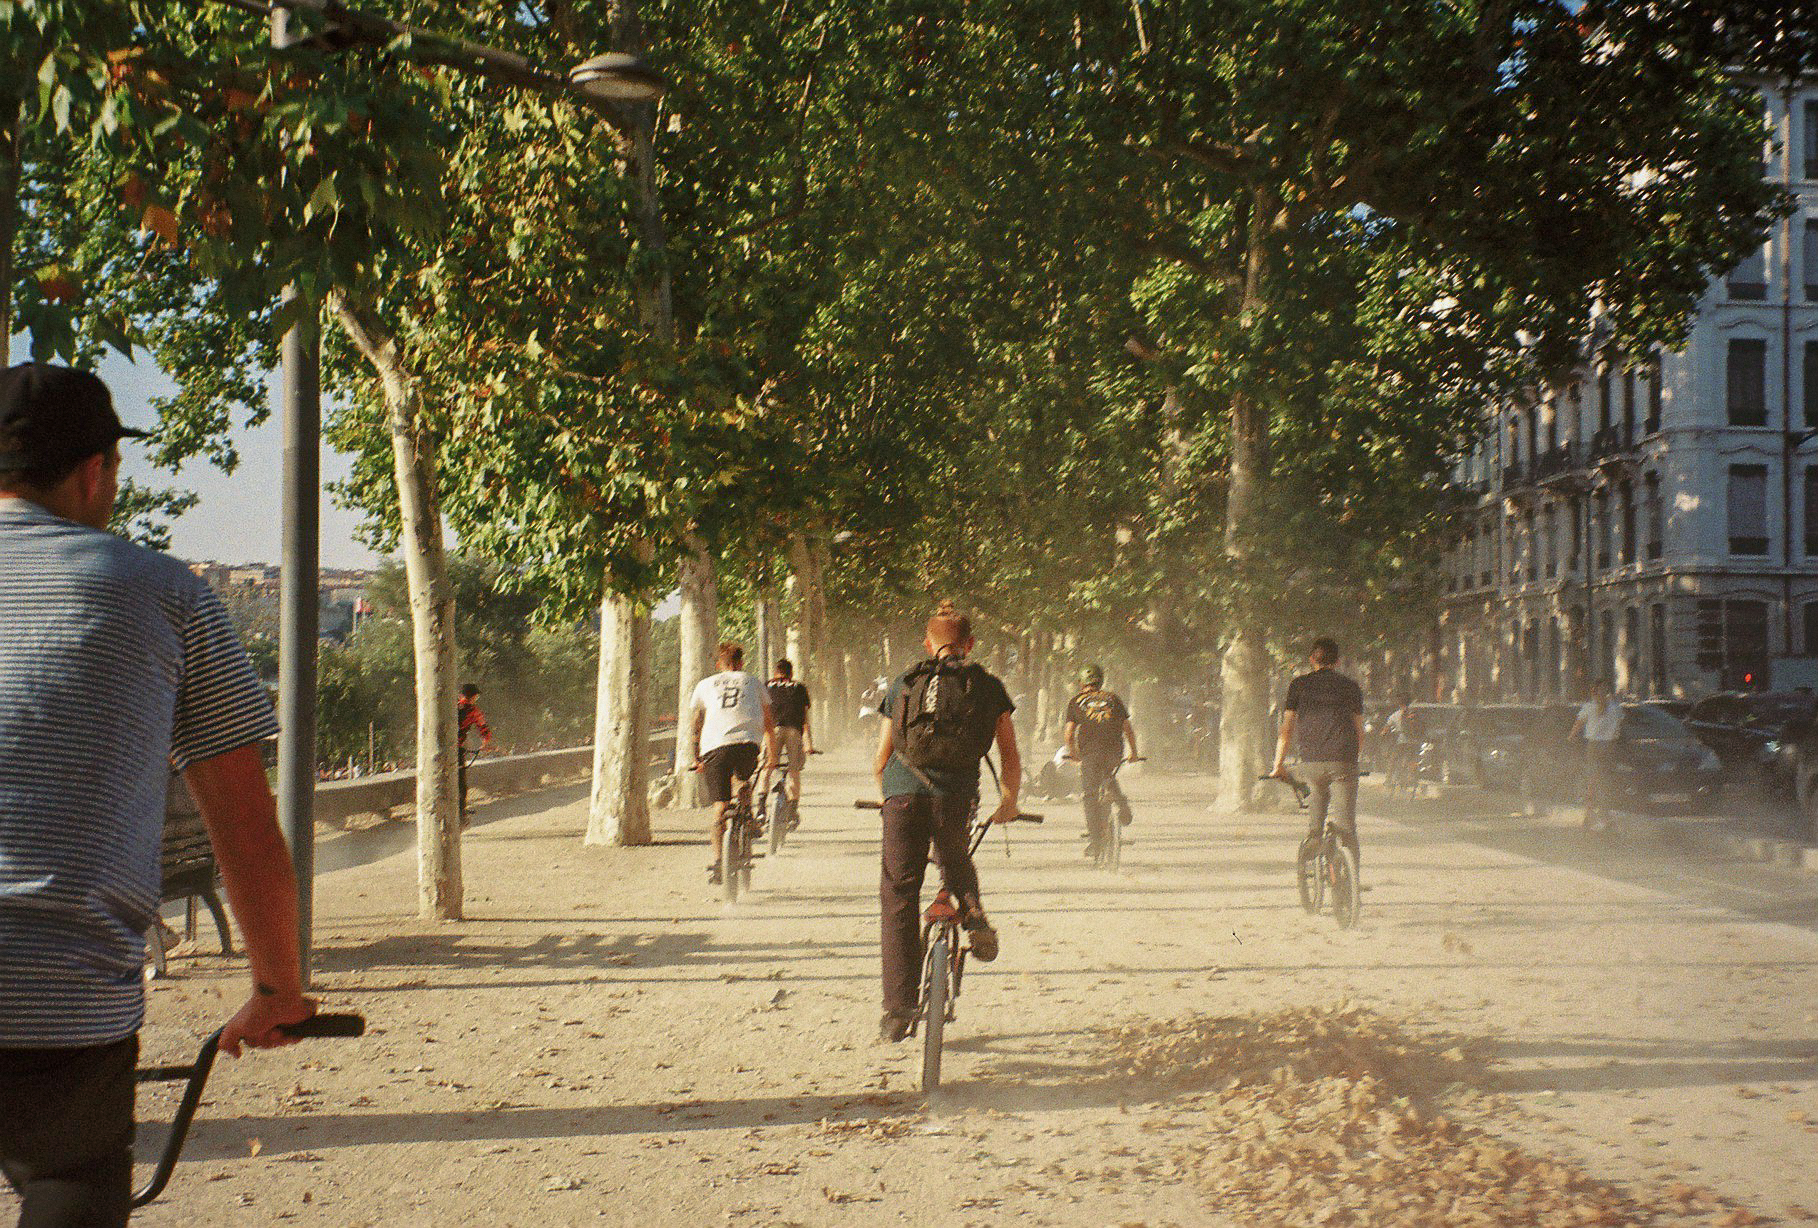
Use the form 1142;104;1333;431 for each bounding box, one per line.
879;793;981;1017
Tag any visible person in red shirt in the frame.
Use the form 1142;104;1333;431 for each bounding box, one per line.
457;683;494;820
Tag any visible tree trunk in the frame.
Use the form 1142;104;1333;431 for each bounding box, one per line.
589;0;672;831
755;587;781;677
670;535;717;805
330;291;461;920
587;582;651;845
0;98;23;363
1212;197;1277;813
787;531;828;695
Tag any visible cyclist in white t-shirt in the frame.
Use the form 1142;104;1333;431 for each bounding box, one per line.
689;642;774;884
1570;678;1622;829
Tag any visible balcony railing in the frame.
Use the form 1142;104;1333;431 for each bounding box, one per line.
1533;442;1582;482
1590;424;1634;461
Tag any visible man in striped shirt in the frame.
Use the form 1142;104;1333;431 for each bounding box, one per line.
0;364;315;1227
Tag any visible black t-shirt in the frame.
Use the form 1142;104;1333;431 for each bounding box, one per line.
1283;668;1363;764
766;679;811;730
1065;688;1129;761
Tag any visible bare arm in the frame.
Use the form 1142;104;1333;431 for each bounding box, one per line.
1123;719;1139;759
1271;711;1298;776
1063;720;1079;759
874;715;895;780
184;744;314;1056
690;706;705;762
989;712;1021;823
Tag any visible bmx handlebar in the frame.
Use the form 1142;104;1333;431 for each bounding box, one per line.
132;1014;366;1208
854;799;1042;823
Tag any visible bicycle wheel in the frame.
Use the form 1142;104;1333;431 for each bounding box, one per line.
920;926;951;1094
721;820;741;904
736;818;754;895
1328;838;1361;930
768;786;789;856
1296;838;1324;914
1101;812;1121;870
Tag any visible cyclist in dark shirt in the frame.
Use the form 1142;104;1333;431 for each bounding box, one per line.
1063;665;1139;857
765;659;813;803
1270;637;1364;869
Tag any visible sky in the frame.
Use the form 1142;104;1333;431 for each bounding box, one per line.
102;352;384;570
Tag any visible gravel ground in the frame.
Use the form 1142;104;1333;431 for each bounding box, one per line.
16;749;1818;1227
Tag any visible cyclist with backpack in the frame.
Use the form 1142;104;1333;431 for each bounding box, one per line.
874;603;1022;1044
1063;664;1139;858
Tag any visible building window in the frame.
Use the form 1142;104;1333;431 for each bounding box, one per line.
1526;510;1539;583
1601;611;1616;686
1806;339;1818;429
1567;381;1583;442
1594;490;1610;570
1807;468;1818;557
1727;244;1768;301
1805;602;1818;658
1650;603;1667;695
1806;100;1818;179
1598;369;1612;434
1621;369;1636;445
1567;496;1583;572
1543;505;1558;579
1624;606;1641;690
1729;464;1770;555
1727;339;1768;426
1645;356;1663;435
1620;482;1636;565
1697;598;1770;689
1645;473;1663;560
1806;219;1818;301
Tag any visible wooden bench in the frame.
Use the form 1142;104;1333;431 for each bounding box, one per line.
149;776;232;978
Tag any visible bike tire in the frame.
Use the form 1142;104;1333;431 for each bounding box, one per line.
768;788;788;857
737;819;754;895
1328;838;1361;930
1296;839;1323;914
1103;814;1121;870
721;823;740;904
921;927;951;1094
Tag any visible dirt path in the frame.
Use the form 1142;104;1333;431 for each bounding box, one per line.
54;751;1818;1225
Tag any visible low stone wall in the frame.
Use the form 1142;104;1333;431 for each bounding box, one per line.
313;733;678;826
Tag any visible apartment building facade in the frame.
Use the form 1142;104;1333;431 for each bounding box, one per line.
1434;79;1818;702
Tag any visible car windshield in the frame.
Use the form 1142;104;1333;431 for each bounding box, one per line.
1622;704;1690;740
1740;698;1813;728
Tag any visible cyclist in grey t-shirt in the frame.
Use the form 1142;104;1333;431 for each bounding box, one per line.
1270;636;1365;869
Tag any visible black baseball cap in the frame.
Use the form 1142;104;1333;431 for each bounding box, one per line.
0;363;150;477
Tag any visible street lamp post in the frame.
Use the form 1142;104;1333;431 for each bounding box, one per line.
230;0;665;975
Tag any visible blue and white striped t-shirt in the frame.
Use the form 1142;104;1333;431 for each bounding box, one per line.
0;498;279;1047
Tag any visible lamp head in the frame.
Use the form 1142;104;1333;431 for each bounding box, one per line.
570;51;667;103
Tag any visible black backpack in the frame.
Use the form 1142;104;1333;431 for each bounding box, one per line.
896;657;998;778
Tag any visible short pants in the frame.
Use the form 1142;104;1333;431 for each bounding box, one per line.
700;742;761;804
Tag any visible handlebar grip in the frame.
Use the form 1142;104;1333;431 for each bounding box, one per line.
1011;813;1043;823
854;799;883;810
278;1013;366;1039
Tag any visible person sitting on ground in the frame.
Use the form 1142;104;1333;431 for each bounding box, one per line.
1063;664;1140;858
873;602;1022;1044
1270;636;1364;870
765;659;814;807
689;643;774;885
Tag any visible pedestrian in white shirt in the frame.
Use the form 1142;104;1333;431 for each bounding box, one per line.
1570;679;1622;830
689;642;773;886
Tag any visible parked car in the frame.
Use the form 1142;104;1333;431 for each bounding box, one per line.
1682;691;1818;794
1455;704;1543;790
1519;702;1721;813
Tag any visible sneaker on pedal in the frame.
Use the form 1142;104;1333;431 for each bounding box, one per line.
706;862;723;885
963;914;999;962
1117;806;1133;827
878;1012;913;1044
